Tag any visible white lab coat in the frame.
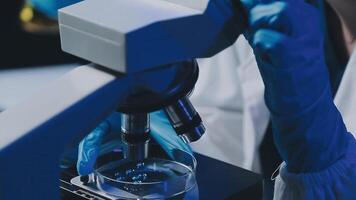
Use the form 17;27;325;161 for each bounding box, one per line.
190;36;269;172
334;47;356;134
190;36;356;174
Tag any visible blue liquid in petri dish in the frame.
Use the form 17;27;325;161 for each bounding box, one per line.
96;158;198;199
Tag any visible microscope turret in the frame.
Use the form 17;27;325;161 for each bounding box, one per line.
117;60;203;160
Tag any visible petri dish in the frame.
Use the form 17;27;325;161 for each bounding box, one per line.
94;149;198;199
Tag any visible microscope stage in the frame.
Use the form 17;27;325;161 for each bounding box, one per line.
60;153;262;200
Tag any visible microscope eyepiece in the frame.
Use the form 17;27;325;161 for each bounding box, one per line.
164;96;205;143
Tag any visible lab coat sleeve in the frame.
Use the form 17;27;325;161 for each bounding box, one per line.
274;138;356;200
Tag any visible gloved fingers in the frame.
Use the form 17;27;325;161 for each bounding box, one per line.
251;29;294;67
150;110;193;160
248;2;293;36
246;1;321;39
77;120;111;176
247;1;324;68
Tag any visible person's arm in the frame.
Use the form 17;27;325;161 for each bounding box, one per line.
241;0;356;199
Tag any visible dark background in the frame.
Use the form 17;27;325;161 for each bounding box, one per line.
0;1;78;69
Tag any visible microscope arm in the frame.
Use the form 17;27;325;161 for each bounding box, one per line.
59;0;247;73
0;65;132;200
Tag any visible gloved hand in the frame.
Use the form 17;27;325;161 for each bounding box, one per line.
241;0;351;173
29;0;82;19
77;110;193;175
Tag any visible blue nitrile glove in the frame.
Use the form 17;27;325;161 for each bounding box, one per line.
29;0;82;19
242;0;352;173
77;110;192;176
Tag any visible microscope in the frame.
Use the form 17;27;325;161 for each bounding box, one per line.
59;0;246;162
59;0;246;160
0;1;262;200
